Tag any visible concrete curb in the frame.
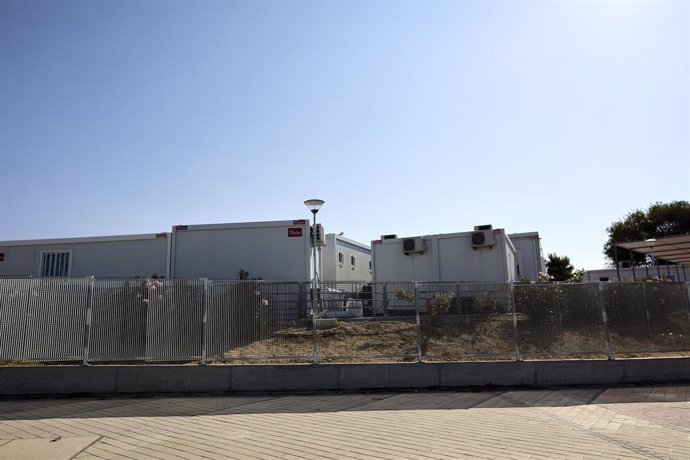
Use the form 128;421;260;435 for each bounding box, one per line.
1;358;689;397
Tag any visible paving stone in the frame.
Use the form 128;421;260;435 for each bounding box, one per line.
0;436;99;460
0;385;689;459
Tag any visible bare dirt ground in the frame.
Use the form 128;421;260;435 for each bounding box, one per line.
222;315;690;364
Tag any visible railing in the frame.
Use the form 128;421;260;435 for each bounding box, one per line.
0;278;689;364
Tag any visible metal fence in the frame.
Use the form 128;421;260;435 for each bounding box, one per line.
1;278;689;364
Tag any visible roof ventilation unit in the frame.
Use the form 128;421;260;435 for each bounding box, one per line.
471;225;494;248
402;237;425;254
381;234;398;240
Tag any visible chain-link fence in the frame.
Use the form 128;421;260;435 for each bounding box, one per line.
0;278;688;364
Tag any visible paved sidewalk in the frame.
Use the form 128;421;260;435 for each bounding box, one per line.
0;385;688;459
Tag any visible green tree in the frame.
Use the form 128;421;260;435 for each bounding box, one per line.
603;201;690;267
546;253;574;282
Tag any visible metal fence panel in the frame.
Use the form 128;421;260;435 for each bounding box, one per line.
89;279;204;362
314;282;418;362
144;279;204;360
514;283;607;359
206;281;308;362
89;279;154;361
1;278;689;364
23;278;89;361
605;282;690;356
0;279;33;361
419;282;516;360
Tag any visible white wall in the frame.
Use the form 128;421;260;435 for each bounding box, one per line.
0;234;169;278
508;232;545;281
170;220;311;281
372;229;516;283
321;234;372;282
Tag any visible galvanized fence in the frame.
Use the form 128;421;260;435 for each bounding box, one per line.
0;278;689;364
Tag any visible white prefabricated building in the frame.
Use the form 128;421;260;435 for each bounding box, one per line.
508;232;546;281
321;234;372;282
0;233;170;278
169;220;312;281
0;219;368;282
583;266;690;283
371;226;518;283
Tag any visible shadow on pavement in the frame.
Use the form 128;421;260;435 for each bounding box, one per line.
0;385;687;421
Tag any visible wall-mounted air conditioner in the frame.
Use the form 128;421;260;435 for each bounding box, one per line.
402;237;425;254
471;225;494;248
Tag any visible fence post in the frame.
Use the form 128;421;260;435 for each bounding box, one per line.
312;282;318;364
200;278;209;365
598;283;613;360
298;282;305;319
82;276;95;366
382;283;388;317
641;283;652;339
415;282;423;362
20;277;34;361
510;283;521;361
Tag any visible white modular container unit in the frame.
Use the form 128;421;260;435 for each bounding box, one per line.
321;234;372;282
508;232;545;281
0;233;170;278
584;266;690;282
169;219;312;281
372;227;517;283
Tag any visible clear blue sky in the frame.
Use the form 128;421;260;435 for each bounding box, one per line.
1;0;688;270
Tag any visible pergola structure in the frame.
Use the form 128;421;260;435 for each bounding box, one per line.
615;234;690;281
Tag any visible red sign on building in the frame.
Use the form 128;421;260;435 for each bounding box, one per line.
292;219;306;225
288;228;303;237
0;253;4;262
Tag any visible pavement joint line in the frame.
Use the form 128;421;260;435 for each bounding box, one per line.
496;392;673;460
595;403;690;435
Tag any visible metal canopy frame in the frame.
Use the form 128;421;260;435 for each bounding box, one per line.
618;234;690;266
615;234;690;281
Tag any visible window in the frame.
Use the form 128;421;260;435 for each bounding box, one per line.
599;277;609;282
351;255;357;270
41;251;71;277
338;252;344;266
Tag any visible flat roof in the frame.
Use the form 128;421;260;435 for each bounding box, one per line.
0;233;169;247
508;232;540;239
172;219;308;232
617;234;690;266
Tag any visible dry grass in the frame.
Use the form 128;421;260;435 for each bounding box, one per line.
222;314;690;364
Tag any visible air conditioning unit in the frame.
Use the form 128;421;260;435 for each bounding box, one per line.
471;226;494;248
402;237;425;254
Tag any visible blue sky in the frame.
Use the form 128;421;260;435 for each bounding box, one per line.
1;0;688;270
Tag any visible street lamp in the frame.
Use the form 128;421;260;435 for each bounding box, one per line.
304;199;325;283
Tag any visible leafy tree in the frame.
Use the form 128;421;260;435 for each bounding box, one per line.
546;253;574;282
604;201;690;267
570;268;585;283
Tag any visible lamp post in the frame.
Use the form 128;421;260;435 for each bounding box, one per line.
304;199;325;283
645;238;660;278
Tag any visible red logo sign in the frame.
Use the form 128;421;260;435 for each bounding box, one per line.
0;253;4;262
288;228;303;237
175;225;188;231
292;219;306;225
